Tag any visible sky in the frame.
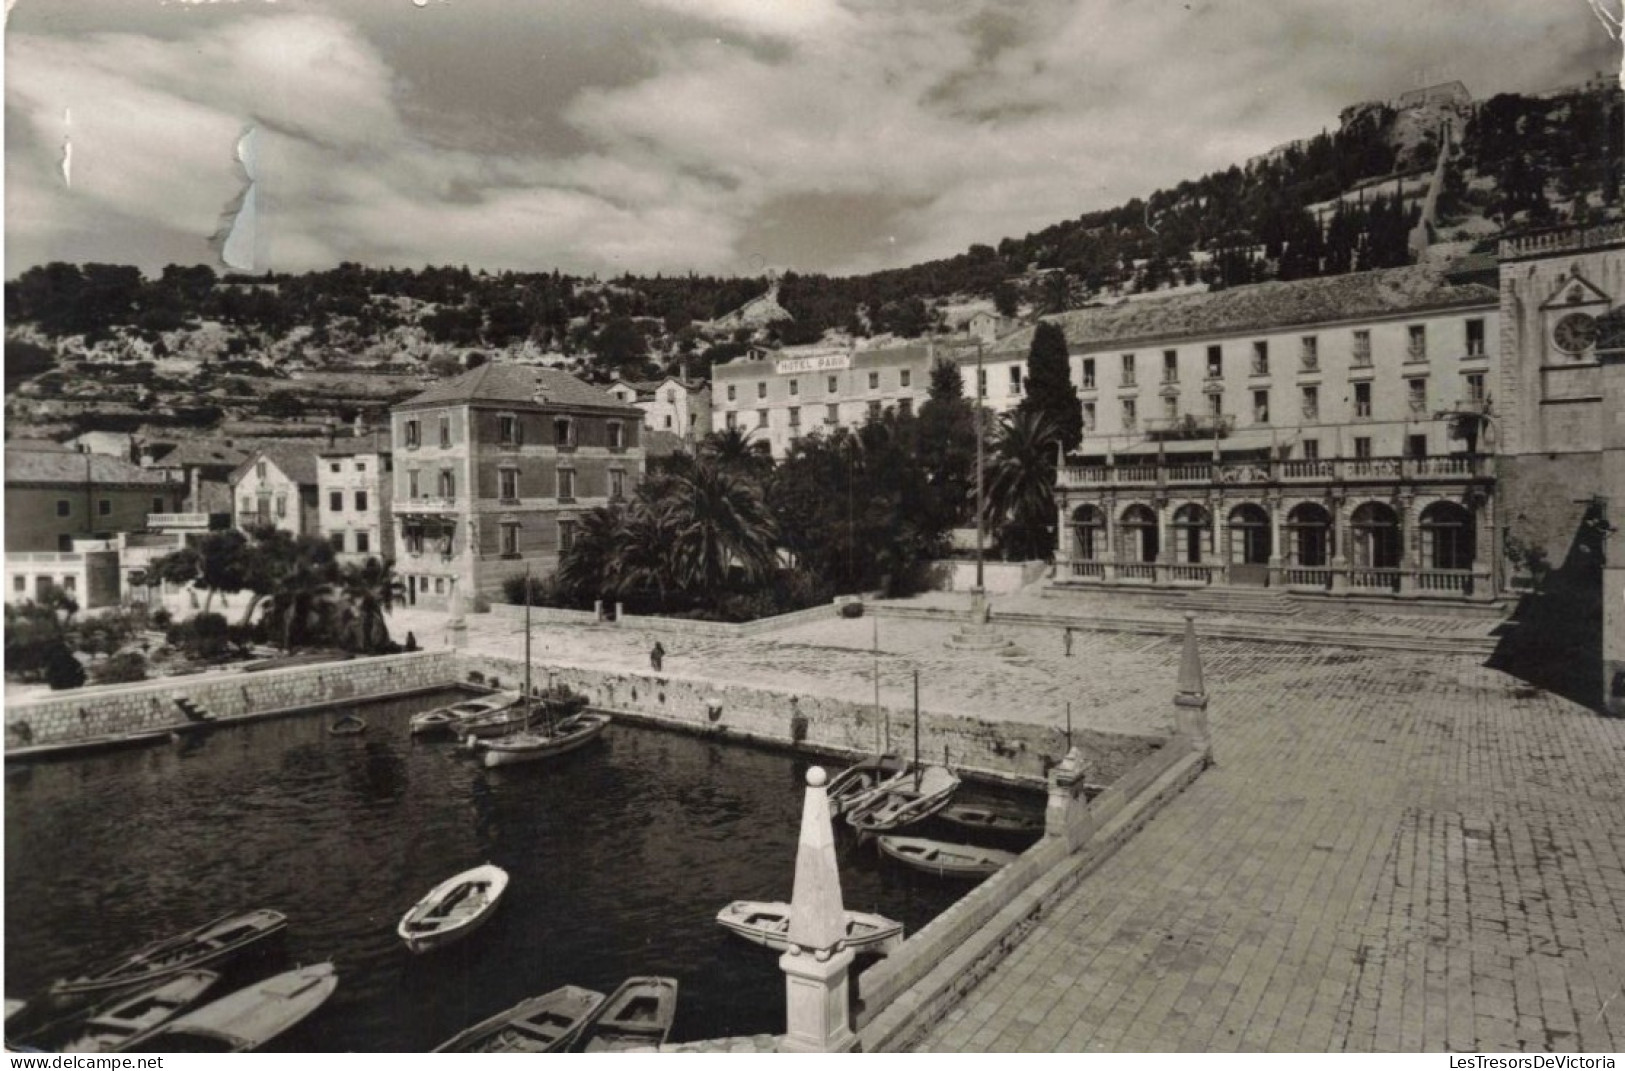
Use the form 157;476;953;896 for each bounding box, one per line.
3;0;1618;279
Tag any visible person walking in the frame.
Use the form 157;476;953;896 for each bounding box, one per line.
650;641;665;672
1063;626;1073;657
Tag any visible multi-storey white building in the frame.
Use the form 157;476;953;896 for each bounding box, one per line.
606;376;712;441
316;430;393;565
1000;264;1503;599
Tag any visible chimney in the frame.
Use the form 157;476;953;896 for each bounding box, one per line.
324;423;336;448
353;412;367;438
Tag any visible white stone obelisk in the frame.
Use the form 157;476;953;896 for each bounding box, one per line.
778;767;857;1053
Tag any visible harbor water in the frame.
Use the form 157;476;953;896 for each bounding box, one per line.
4;691;1033;1050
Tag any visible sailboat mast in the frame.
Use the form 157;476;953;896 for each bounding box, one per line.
913;670;921;792
523;566;533;730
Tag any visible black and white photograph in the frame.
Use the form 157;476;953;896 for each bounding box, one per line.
3;0;1624;1056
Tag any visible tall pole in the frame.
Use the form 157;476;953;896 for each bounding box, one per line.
872;616;882;756
975;340;986;592
523;564;533;730
913;670;921;791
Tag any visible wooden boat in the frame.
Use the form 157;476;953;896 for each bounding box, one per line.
715;900;903;954
477;712;610;768
938;801;1045;836
59;971;218;1053
49;909;288;1004
433;985;605;1053
826;755;907;818
119;963;337;1053
409;693;519;737
397;864;509;953
327;714;366;736
877;835;1017;879
846;765;960;834
576;977;678;1052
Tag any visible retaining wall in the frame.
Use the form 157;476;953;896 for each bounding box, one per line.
855;739;1208;1051
5;651;459;749
454;652;1160;786
485;600;843;639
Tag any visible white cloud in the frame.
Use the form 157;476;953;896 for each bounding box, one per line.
5;1;1614;277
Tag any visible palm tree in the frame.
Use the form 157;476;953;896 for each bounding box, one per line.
613;496;681;611
335;558;405;653
984;409;1061;561
699;426;773;482
262;557;338;652
667;460;778;597
557;505;627;605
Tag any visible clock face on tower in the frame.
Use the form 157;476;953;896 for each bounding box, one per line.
1553;311;1598;355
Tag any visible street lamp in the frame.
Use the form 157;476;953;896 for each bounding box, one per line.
974;340;985;594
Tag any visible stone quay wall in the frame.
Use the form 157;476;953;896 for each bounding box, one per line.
855;738;1208;1051
454;652;1160;786
486;599;845;639
5;651;459;749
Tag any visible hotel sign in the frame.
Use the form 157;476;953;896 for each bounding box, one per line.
775;353;851;375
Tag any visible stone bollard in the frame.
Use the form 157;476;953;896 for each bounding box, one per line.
1044;746;1090;847
779;767;857;1053
1174;612;1212;762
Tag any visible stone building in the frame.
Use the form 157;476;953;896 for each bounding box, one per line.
316;429;394;565
1490;223;1625;712
1018;264;1503;599
709;336;1030;460
5;442;184;553
3;443;184;609
389;363;644;609
229;443;322;537
607;375;712;441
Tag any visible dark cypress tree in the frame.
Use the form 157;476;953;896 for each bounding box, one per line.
1019;322;1083;453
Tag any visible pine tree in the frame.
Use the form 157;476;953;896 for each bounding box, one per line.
1019;322;1083;453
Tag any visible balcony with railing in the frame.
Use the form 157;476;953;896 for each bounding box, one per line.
147;512;223;531
1056;559;1484;601
1057;453;1490;489
393;495;462;514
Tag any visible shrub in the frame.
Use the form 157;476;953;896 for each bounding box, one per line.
501;573;564;607
44;642;86;690
839;600;865;619
470;593;491;613
151;608;173;629
90;651;148;686
404;631;419;652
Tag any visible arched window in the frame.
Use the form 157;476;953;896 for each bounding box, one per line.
1171;503;1212;564
1420;501;1474;570
1227;504;1271;565
1120;504;1159;563
1286;503;1333;567
1350;502;1401;569
1071;504;1106;561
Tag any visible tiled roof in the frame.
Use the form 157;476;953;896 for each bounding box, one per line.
399;363;639;413
6;444;179;487
317;429;394;457
990;265;1499;355
155;440;250;469
231;441;324;487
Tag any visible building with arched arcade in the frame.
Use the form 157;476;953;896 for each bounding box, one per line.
989;263;1506;599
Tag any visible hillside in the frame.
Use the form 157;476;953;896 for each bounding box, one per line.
5;79;1620;441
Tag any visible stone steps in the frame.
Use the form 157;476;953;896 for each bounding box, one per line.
1162;588;1300;617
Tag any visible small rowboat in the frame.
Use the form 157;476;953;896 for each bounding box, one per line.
409;693;519;737
119;963;337;1053
397;864;509;954
877;835;1017;879
938;802;1045;836
846;765;960;834
50;909;288;1004
576;977;679;1052
826;755;907;818
477;712;610;768
433;985;605;1053
715;900;903;954
59;972;219;1053
327;714;366;736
